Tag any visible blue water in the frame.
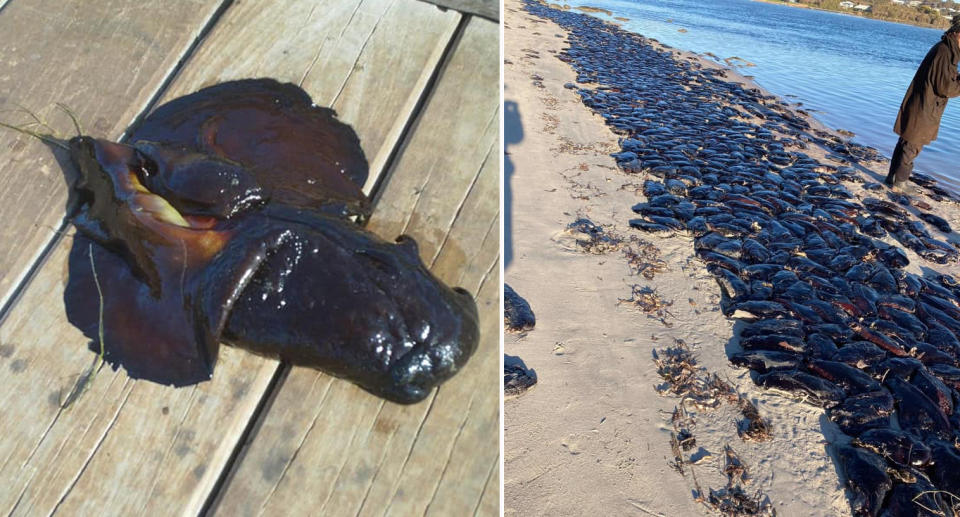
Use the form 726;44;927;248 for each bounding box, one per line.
564;0;960;190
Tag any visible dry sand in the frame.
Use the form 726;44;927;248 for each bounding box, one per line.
503;0;960;515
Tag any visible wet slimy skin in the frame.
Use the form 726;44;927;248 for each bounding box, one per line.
63;79;479;403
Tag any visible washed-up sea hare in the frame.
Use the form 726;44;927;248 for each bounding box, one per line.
61;79;479;404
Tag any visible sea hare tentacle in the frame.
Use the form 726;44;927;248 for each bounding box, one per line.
131;142;267;220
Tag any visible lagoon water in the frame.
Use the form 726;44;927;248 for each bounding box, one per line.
564;0;960;190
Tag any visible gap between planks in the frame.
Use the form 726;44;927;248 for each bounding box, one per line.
471;449;500;516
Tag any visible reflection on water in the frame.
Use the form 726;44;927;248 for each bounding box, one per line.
565;0;960;191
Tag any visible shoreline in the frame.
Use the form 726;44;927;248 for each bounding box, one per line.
576;0;951;32
567;0;960;195
506;0;960;515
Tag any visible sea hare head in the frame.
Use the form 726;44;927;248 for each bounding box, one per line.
352;235;480;403
219;210;480;404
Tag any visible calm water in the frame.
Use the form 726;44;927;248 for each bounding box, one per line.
564;0;960;190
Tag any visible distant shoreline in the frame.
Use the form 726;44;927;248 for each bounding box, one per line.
572;0;948;31
750;0;950;31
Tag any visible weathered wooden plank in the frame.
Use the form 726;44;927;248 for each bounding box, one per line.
354;18;500;515
431;141;500;294
418;0;499;22
417;269;499;516
211;16;500;516
417;165;499;517
0;0;468;514
148;0;460;190
474;458;501;517
0;0;228;311
371;20;500;255
0;233;283;517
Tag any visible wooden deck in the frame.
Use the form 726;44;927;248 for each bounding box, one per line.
0;0;499;515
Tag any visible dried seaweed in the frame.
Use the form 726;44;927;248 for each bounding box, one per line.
653;341;727;409
620;285;674;326
566;217;624;253
669;405;697;475
707;482;776;516
653;341;776;515
736;397;771;442
622;240;668;279
706;446;776;516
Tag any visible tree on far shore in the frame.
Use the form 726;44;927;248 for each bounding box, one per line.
782;0;950;28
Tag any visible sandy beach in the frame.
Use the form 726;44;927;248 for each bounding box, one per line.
504;0;960;515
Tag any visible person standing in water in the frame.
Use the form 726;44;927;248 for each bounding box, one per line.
887;16;960;193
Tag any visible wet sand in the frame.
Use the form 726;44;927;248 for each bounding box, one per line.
504;0;960;515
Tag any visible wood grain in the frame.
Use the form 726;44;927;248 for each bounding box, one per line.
0;0;493;515
211;16;501;516
0;0;228;311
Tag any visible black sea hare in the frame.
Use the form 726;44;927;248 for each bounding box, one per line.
63;79;479;404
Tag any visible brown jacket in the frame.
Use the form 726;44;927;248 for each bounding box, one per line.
894;34;960;145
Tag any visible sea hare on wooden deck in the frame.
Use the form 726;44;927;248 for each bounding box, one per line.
60;79;479;404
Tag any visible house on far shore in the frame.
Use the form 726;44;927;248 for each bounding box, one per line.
890;0;905;4
853;3;872;11
907;0;922;6
839;1;855;8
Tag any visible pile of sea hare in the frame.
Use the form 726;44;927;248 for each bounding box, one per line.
527;1;960;514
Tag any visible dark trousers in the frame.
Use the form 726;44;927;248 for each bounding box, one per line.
885;137;923;185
